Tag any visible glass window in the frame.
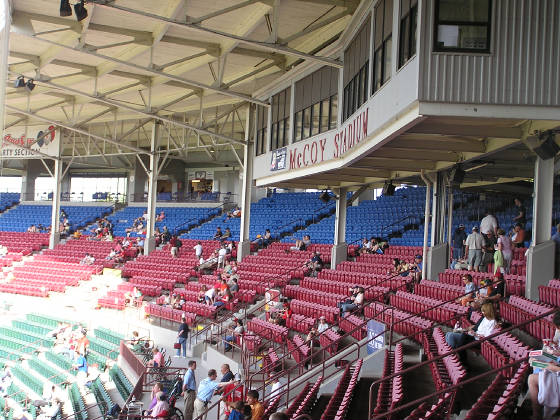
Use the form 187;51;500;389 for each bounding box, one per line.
320;99;329;133
302;108;311;139
311;102;321;136
434;0;491;52
295;111;302;142
373;0;393;93
329;95;338;130
383;37;392;83
270;122;277;150
278;119;285;148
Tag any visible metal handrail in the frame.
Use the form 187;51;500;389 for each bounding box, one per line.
172;201;227;236
368;307;557;419
380;214;419;238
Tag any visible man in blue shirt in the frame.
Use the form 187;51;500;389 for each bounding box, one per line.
73;350;88;386
452;224;467;260
182;360;197;420
193;369;233;420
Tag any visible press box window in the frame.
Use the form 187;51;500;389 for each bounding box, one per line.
434;0;492;53
399;0;418;68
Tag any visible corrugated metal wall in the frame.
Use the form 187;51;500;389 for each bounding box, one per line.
419;0;560;106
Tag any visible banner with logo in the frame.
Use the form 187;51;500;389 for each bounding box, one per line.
1;125;60;158
367;319;385;354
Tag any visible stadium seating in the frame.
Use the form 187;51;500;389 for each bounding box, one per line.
0;193;20;212
0;204;111;232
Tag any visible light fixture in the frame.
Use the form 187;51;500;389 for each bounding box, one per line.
25;79;35;92
74;0;88;21
60;0;72;17
14;76;25;88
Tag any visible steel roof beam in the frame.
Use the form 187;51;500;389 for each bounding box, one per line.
89;0;343;68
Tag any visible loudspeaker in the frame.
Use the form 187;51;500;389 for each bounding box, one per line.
449;165;465;185
319;191;331;203
382;183;395;196
526;132;560;160
60;0;72;17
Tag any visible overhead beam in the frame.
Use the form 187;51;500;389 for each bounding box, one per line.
89;0;343;68
15;32;269;107
8;72;246;146
370;147;460;162
390;137;486;153
188;0;263;24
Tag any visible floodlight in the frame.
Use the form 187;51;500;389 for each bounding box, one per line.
25;79;35;92
14;76;25;88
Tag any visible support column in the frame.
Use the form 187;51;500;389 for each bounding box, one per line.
526;157;555;299
237;105;255;262
49;140;63;249
21;161;41;201
420;176;431;280
427;172;448;280
331;188;348;268
0;0;9;151
447;189;453;253
144;122;160;255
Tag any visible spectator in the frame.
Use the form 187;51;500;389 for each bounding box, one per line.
220;364;234;383
317;316;329;333
528;312;560;420
76;329;89;355
194;241;203;259
161;226;171;243
480;232;496;272
358;237;370;255
229;278;239;294
445;302;496;362
512;223;527;248
158;210;165;221
221;374;244;420
513;198;526;226
137;237;145;254
193;369;233;420
149;347;164;368
306;327;318;346
224;319;244;351
221;228;232;241
307;251;323;276
341;287;364;315
465;226;483;272
182;360;197;420
485;274;506;303
151;392;169;418
410;255;423;283
458;274;476;307
27;225;37;233
80;253;95;265
480;209;498;237
214;227;223;240
246;390;264;420
218;245;228;267
268;373;284;404
147;382;163;413
290;239;306;251
302;235;311;248
452;224;467;260
227;401;245;420
73;349;88;386
170;236;179;258
388;258;401;275
205;286;217;305
214;287;233;309
496;228;513;274
175;314;190;358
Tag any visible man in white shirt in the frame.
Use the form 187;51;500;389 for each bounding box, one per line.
268;373;284;404
218;246;227;267
194;242;203;258
204;287;217;305
480;210;498;237
465;226;484;272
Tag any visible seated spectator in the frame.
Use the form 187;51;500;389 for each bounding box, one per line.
317;316;329;333
221;228;232;241
197;286;207;304
232;207;241;218
229;278;239;294
227;401;245;420
341;287;364;315
290;238;307;251
161;226;171;243
224;319;244;351
388;258;401;275
445;302;496;362
151;392;169;418
0;371;12;396
214;287;233;308
410;255;423;282
457;274;476;307
306;327;318;345
302;235;311;248
73;230;82;239
246;390;264;420
205;286;217;305
147;382;163;414
27;225;37;233
528;312;560;420
0;245;7;257
252;229;272;248
358;238;370;255
80;253;95;265
213;227;223;240
511;223;526;248
73;350;88;385
199;252;218;271
157;211;165;221
307;251;323;276
148;347;164;368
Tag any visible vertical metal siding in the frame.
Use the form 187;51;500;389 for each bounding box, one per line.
419;0;560;106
